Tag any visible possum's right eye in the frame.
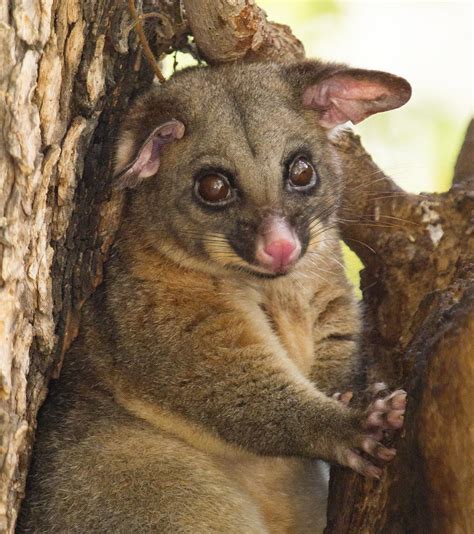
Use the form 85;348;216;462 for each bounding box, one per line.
194;173;235;206
287;156;318;192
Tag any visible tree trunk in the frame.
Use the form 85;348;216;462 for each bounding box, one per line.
325;124;473;533
0;1;472;532
0;1;187;530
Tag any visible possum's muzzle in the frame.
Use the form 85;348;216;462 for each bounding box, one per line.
254;216;302;273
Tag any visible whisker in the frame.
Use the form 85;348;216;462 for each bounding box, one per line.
372;214;419;225
334;219;408;230
335;216;408;227
310;250;346;271
342;237;377;255
346;174;395;192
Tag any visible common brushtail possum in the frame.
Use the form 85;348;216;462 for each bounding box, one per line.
19;60;410;533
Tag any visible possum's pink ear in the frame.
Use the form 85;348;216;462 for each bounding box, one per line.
114;119;185;189
302;69;411;129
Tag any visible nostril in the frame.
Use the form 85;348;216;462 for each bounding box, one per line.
255;216;302;272
264;240;296;264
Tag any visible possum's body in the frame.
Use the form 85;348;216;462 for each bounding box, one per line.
23;247;350;531
19;61;409;533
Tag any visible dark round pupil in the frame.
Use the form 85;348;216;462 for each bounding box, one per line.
198;174;230;202
290;159;313;186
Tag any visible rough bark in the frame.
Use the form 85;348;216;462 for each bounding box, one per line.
0;0;472;532
326;125;473;533
183;0;305;63
0;1;188;531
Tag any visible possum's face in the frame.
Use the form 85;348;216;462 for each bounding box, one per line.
115;62;410;277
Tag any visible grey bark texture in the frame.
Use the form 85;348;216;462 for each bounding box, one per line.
0;0;472;532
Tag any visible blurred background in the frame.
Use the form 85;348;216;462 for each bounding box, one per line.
163;1;473;288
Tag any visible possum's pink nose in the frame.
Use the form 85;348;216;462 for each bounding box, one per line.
264;241;297;270
255;217;301;273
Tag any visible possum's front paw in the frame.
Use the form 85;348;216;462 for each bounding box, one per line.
334;387;407;479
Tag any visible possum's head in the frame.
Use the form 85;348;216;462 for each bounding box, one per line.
114;62;410;277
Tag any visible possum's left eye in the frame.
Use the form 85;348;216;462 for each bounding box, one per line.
287;157;318;191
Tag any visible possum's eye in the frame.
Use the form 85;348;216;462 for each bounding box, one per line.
195;173;234;206
287;157;318;191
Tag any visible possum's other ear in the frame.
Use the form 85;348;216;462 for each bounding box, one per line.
287;62;411;129
114;120;185;190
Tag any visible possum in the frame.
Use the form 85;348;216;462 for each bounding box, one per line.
18;60;410;533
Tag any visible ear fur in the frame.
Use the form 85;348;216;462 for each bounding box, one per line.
286;62;411;129
114;119;185;190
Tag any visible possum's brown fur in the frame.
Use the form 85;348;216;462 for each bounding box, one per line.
19;61;410;533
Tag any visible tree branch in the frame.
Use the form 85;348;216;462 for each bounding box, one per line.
182;0;304;64
128;0;166;82
331;131;420;265
452;118;474;187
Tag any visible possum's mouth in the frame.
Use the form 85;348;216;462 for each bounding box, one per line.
217;216;303;277
227;263;290;279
